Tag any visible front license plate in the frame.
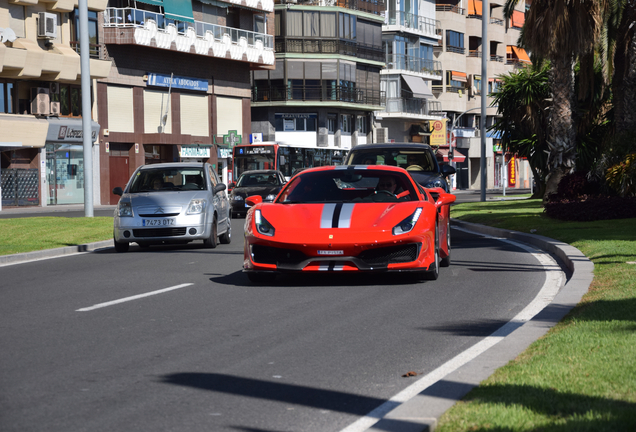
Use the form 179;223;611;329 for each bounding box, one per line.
318;250;344;255
142;218;175;227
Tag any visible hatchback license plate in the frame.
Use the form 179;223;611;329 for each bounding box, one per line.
142;218;175;227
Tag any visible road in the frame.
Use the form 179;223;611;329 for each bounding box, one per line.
0;213;556;432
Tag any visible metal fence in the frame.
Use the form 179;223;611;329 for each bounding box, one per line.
1;169;39;207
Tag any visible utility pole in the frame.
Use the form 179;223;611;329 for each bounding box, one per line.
480;0;488;202
79;0;93;216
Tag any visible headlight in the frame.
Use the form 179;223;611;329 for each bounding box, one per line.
425;178;447;190
255;209;275;236
233;195;244;201
117;202;133;217
392;208;423;235
186;199;206;215
265;194;277;202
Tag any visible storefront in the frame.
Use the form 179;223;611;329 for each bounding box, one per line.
44;118;100;205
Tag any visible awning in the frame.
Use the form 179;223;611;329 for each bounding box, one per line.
409;124;432;136
402;75;433;98
163;0;194;22
0;114;49;149
451;71;467;82
135;0;164;6
512;10;525;27
512;46;531;63
468;0;482;16
436;148;466;163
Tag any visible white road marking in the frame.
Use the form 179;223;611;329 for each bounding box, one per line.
339;228;564;432
76;283;194;312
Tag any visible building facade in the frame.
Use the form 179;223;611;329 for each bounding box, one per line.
98;0;275;205
1;0;111;208
434;0;531;190
249;0;386;162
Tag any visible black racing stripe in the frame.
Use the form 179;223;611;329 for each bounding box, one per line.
331;202;343;228
328;261;336;271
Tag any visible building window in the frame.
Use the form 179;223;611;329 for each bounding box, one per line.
70;8;99;58
275;114;318;132
341;114;352;134
446;30;465;54
328;115;337;133
357;115;367;134
0;81;14;113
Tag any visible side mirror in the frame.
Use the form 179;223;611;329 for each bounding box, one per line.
214;183;227;194
113;187;123;196
245;195;263;207
435;192;457;207
441;164;457;177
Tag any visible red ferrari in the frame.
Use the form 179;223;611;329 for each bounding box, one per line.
243;165;456;283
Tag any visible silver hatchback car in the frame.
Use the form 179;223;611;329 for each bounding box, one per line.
112;162;231;252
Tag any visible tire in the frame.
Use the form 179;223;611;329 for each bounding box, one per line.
203;217;218;248
424;223;439;280
114;238;129;253
219;213;232;245
440;222;451;268
247;272;276;283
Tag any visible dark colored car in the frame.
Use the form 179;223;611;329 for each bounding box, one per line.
229;170;286;217
344;143;456;192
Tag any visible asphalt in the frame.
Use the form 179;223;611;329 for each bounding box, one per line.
0;191;594;431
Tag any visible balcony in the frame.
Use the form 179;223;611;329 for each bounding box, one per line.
435;5;465;15
69;41;103;59
103;8;274;66
384;11;440;39
274;38;384;63
274;0;386;16
379;97;443;118
384;54;442;79
252;84;385;107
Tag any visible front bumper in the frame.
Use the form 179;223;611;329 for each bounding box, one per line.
113;215;210;244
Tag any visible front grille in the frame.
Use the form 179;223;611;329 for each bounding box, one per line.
358;244;420;266
132;228;188;238
252;244;307;265
138;212;181;217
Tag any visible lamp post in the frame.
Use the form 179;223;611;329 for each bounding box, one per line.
79;0;92;217
448;107;482;190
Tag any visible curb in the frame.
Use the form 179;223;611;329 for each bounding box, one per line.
365;219;594;432
0;240;113;267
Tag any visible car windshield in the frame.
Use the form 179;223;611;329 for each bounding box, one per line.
348;149;437;172
237;173;280;187
128;167;207;192
277;170;418;204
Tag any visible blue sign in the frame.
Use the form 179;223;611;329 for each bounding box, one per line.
147;73;208;92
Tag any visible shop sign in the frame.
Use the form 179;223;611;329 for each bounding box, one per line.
218;148;232;158
429;119;448;147
180;146;210;158
508;156;516;187
147;73;208;92
56;125;98;141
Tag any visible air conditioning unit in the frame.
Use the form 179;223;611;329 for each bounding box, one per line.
38;12;57;39
50;101;61;116
373;127;389;143
31;87;50;115
49;82;59;94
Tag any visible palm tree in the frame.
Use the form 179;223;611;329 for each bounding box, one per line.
504;0;602;198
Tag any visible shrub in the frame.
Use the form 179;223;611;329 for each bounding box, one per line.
544;196;636;221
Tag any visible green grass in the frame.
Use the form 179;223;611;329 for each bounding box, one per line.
436;199;636;431
0;217;113;256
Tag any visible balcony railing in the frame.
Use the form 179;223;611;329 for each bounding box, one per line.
447;46;466;54
435;5;465;15
385;11;440;36
382;97;442;116
252;84;385;106
69;41;102;59
491;54;504;62
275;38;384;62
274;0;387;16
490;17;504;25
467;49;481;58
104;7;274;49
385;54;442;77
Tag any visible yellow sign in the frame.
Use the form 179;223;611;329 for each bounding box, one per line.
429;119;448;147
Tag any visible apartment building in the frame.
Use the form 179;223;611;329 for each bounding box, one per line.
249;0;386;165
434;0;531;190
375;0;446;145
1;0;111;207
99;0;275;205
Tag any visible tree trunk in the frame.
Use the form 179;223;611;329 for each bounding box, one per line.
544;56;577;201
612;3;636;135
